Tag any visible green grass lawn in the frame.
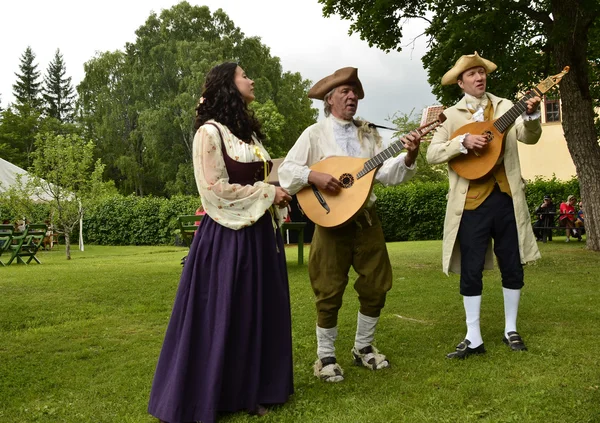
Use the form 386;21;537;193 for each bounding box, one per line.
1;238;599;423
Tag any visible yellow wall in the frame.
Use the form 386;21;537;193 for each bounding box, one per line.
517;123;577;182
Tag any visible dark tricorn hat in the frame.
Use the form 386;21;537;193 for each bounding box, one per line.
307;67;364;100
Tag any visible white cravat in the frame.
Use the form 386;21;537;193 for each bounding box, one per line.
465;93;489;122
331;116;361;157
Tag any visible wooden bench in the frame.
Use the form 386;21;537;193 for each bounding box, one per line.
0;224;14;266
533;212;584;242
281;222;306;265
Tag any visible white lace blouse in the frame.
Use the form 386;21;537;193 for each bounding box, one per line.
192;120;278;230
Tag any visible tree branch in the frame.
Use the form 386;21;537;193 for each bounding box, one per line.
514;0;554;30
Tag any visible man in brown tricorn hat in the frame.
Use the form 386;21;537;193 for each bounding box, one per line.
278;67;422;382
427;52;542;359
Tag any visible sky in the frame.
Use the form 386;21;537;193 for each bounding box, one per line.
0;0;438;132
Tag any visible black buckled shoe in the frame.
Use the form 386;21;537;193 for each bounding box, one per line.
503;331;528;351
446;339;486;359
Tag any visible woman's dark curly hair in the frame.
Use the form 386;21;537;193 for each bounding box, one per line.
194;62;264;143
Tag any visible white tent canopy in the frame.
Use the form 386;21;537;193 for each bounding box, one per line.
0;157;84;251
0;157;55;202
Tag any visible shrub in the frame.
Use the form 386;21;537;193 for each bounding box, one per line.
78;177;580;245
83;194;200;245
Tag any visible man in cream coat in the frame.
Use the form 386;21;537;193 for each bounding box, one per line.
427;52;542;359
279;67;421;381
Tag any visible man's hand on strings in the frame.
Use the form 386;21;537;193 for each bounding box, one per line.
308;171;342;194
402;131;422;168
525;95;541;114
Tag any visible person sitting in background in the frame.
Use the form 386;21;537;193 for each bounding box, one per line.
194;205;206;229
14;220;26;233
575;201;585;238
533;195;556;242
42;219;54;250
559;195;579;242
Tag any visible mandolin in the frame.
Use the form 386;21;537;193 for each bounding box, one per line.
296;114;446;228
449;66;570;180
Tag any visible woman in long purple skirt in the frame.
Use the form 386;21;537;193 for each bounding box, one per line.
148;62;294;423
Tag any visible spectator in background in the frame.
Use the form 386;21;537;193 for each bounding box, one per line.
194;205;206;230
559;195;579;242
575;201;585;238
533;195;556;242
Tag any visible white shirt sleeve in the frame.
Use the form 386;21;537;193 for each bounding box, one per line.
278;128;314;195
375;152;417;186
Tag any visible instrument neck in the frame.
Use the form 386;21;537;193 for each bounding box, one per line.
493;88;542;133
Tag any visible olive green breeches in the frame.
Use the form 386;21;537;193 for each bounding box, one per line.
308;207;393;328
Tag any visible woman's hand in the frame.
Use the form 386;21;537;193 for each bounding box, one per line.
274;186;292;208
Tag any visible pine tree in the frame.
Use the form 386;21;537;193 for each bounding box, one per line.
12;46;43;113
43;49;76;122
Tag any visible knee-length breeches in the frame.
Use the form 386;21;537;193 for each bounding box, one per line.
308;207;393;328
458;188;524;296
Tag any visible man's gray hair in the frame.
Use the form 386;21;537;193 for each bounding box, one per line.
323;87;337;117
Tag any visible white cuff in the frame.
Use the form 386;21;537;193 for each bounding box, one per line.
301;167;311;185
458;133;469;154
522;110;541;121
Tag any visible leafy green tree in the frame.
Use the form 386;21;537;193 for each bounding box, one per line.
319;0;600;251
387;109;447;183
43;49;76;123
77;1;317;197
0;174;37;223
0;107;41;168
249;100;286;158
29;132;115;259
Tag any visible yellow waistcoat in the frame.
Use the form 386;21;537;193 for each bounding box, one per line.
464;102;512;210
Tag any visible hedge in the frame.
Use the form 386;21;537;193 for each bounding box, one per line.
71;177;580;245
82;195;201;245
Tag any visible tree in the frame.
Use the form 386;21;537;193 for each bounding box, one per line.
77;1;317;197
319;0;600;251
13;46;44;113
387;109;447;183
29;132;115;259
43;49;76;123
0;107;39;166
2;46;44;167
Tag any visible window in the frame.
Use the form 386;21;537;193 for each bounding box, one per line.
544;97;561;123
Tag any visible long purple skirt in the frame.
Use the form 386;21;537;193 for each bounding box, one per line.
148;212;294;423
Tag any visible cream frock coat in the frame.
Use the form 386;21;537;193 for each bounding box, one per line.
427;93;542;275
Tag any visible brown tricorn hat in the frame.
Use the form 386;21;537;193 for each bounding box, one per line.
441;51;497;86
307;67;365;100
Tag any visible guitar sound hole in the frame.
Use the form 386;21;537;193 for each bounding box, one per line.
339;173;354;188
483;130;494;143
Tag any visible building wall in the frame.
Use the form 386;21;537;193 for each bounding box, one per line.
517;121;577;181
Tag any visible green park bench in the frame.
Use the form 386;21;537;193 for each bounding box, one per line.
7;223;48;265
0;224;15;266
175;215;305;265
177;215;203;247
